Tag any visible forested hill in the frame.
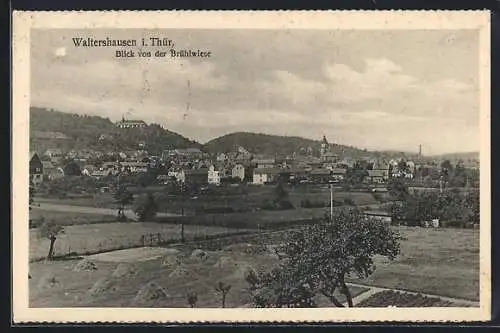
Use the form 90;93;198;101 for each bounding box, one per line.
203;132;378;158
29;107;202;154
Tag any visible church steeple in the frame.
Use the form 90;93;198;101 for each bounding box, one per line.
320;135;329;160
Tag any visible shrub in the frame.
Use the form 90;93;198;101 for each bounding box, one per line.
343;198;356;206
442;220;467;229
261;199;295;211
134;193;159;222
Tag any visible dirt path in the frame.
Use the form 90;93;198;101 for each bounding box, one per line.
32;203;181;219
346;282;479;307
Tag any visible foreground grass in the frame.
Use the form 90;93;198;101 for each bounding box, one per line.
29;248;368;308
348;226;480;301
29;225;479;306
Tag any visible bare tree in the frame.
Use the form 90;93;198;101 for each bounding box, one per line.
187;292;198;308
214;281;232;308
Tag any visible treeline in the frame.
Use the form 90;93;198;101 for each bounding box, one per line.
204;132;370;158
387;179;479;227
30;107;201;154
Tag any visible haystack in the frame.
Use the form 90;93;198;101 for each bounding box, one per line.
233;262;258;280
168;266;191;278
89;277;117;296
73;259;98;272
111;263;137;278
133;282;168;303
161;255;182;268
37;273;61;290
213;256;237;269
190;249;209;262
265;245;281;259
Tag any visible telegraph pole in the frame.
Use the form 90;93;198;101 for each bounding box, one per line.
330;183;334;221
180;79;191;243
181;182;185;243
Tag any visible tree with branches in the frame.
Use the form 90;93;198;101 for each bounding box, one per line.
39;220;65;260
114;186;134;221
186;292;198;308
134;193;159;222
214;281;232;308
29;180;35;210
250;208;401;307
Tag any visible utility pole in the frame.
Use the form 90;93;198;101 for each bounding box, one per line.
330;183;334;221
181;182;185;243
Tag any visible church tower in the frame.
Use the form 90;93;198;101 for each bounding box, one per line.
320;135;329;159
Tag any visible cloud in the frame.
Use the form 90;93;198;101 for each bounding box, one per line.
30;29;480;154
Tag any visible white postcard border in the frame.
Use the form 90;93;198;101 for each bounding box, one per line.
12;10;491;323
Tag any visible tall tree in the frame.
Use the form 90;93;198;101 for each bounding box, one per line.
214;281;232;308
250;208;401;307
134;193;159;222
114;186;134;220
387;178;409;201
39;221;65;260
29;180;35;210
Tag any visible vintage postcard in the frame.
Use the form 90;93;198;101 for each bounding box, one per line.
12;10;491;323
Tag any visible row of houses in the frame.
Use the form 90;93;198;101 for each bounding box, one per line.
160;164;390;186
30;149;392;188
29;152;154;186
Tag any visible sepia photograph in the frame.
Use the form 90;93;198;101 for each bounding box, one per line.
12;10;491;323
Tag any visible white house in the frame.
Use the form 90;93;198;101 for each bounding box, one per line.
120;161;148;173
91;169;112;179
252;168;281;185
331;168;347;182
48;167;65;180
231;164;246;181
167;169;186;183
216;153;228;162
252;158;276;169
208;165;221;185
81;165;96;176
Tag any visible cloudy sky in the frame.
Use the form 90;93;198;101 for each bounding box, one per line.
31;29;479;155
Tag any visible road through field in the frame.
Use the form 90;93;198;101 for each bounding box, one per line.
32;203;181;219
347;282;479;307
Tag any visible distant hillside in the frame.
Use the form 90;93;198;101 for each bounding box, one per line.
430;152;479;162
29;107;201;155
203;132;380;159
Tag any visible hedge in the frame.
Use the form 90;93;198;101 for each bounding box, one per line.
155;213;316;230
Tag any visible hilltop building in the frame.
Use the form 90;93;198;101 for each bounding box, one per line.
115;116;147;129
